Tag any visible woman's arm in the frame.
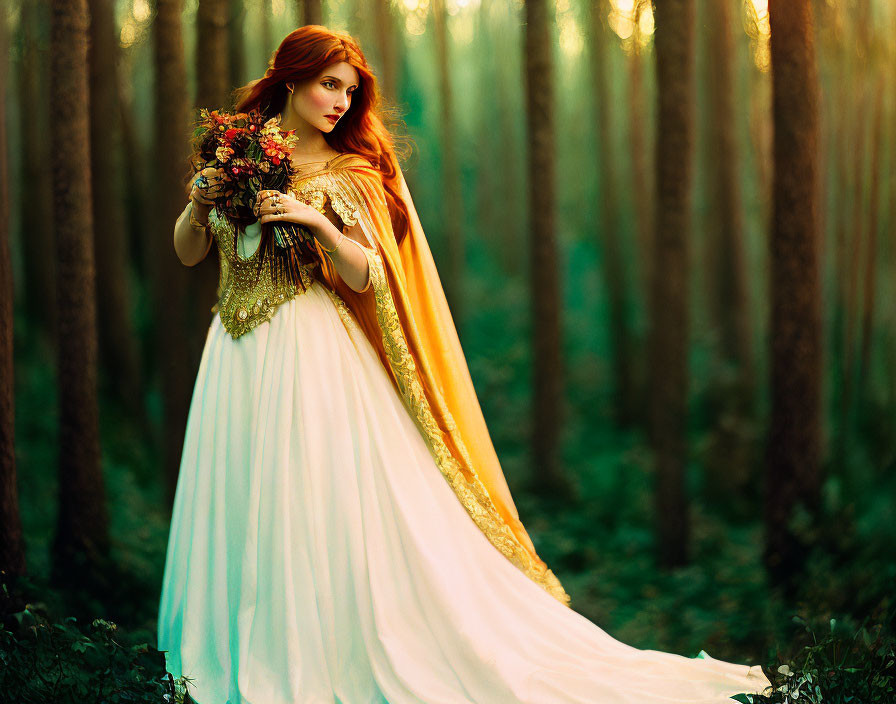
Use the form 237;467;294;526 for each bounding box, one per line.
310;216;370;293
174;200;214;266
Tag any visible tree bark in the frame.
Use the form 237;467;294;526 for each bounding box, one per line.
49;0;110;587
627;1;654;344
650;0;696;569
302;0;323;26
431;0;465;330
260;0;273;69
494;2;525;276
764;0;823;590
152;0;194;505
372;0;398;103
590;0;637;426
524;0;569;497
189;0;229;386
17;0;57;341
88;0;145;418
0;0;27;584
857;71;885;414
229;0;247;89
703;0;753;384
699;0;757;502
198;0;231;110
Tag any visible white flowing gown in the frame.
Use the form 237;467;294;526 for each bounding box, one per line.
157;224;773;704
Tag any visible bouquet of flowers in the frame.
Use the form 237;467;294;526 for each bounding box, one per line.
189;107;319;285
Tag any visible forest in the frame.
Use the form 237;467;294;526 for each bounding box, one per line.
1;0;894;701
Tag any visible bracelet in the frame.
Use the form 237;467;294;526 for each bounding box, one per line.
188;201;210;231
319;232;345;256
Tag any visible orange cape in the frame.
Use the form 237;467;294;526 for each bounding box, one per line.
292;153;570;607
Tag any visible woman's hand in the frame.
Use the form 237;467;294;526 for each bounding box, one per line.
254;190;328;232
189;166;233;211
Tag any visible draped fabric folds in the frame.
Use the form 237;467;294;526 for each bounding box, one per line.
289;153;570;606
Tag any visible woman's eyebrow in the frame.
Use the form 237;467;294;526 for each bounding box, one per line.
322;75;358;88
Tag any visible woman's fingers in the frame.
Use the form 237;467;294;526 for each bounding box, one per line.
254;190;280;216
192;192;216;206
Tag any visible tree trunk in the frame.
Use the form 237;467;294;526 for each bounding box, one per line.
525;0;569;497
17;0;57;341
625;0;655;428
88;0;145;419
229;0;247;89
431;0;465;330
703;0;753;382
650;0;695;569
590;0;636;426
495;2;525;276
260;0;273;70
0;0;27;584
302;0;323;26
372;0;398;103
198;0;231;110
764;0;822;590
152;0;194;505
857;71;885;411
49;0;110;588
473;3;498;265
627;1;654;345
840;76;868;446
118;46;150;283
189;0;229;386
699;0;756;502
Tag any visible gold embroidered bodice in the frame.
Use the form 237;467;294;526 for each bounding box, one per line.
208;160;361;339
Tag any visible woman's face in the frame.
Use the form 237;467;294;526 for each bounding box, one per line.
287;61;360;134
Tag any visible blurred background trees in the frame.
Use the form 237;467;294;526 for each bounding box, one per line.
2;0;894;688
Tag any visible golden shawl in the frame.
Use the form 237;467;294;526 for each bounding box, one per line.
292;152;571;607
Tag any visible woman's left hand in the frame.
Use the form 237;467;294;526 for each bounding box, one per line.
255;190;327;232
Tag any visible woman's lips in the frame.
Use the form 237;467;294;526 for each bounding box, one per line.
326;115;339;123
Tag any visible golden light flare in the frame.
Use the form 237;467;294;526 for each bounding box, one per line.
556;0;585;57
610;0;654;54
744;0;771;73
5;3;21;34
120;0;153;49
448;10;477;44
120;21;138;48
447;0;480;14
394;0;430;37
133;0;151;23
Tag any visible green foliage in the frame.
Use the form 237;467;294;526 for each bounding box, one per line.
1;583;191;704
760;614;896;704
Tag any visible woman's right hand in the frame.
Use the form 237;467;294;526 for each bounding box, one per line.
189;165;232;209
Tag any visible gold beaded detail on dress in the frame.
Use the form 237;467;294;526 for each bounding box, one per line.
209;209;316;339
207;159;364;340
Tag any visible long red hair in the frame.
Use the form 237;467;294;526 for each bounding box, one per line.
232;25;413;246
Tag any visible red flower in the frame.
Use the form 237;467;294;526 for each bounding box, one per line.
224;128;241;141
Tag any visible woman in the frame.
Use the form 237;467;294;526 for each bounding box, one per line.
157;25;773;704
